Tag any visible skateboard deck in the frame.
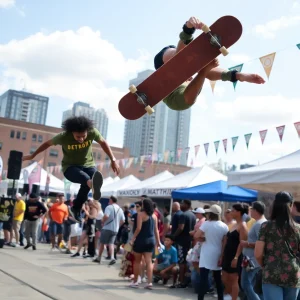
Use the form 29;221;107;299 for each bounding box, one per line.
118;15;243;120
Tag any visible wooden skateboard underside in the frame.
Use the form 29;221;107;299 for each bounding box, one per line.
118;15;243;120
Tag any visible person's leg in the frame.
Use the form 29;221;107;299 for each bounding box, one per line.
19;221;24;246
93;230;111;263
213;270;224;300
57;223;63;249
107;231;117;265
262;283;283;300
131;252;142;286
143;252;154;287
283;287;299;300
49;221;57;248
14;221;21;244
25;221;32;247
228;273;240;300
71;231;87;256
31;219;39;249
241;268;261;300
198;267;209;300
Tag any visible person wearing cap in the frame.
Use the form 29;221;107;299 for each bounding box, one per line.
10;193;26;246
195;204;228;300
24;193;47;250
153;17;265;112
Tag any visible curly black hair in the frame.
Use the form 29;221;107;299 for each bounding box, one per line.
62;116;94;133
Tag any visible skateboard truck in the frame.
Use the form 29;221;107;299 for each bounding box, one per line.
201;24;229;56
129;85;155;115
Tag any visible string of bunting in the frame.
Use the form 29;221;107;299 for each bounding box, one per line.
209;43;300;92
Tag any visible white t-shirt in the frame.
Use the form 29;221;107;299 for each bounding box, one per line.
199;220;228;270
102;204;125;233
96;210;104;220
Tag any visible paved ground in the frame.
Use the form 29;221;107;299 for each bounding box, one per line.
0;244;217;300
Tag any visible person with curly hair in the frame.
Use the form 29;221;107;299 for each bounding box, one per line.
23;116;120;221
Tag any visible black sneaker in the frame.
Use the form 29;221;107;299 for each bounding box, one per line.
109;259;116;266
92;171;103;200
24;244;32;249
93;257;101;264
71;252;80;258
69;206;81;223
65;249;72;254
105;256;111;260
32;245;36;250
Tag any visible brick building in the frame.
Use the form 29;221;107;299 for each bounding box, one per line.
0;118;190;181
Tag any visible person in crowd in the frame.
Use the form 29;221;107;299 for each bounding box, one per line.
162;206;171;240
240;201;266;300
94;201;104;255
195;204;228;300
255;191;300;300
129;198;160;289
221;203;248;300
224;209;236;231
24;193;47;250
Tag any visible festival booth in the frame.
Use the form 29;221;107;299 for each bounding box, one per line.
172;180;257;203
117;170;174;198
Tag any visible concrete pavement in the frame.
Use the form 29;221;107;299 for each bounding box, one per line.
0;244;216;300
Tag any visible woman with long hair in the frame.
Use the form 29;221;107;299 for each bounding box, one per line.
255;191;300;300
129;198;160;289
221;203;248;300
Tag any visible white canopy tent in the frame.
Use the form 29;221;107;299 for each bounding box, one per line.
144;164;227;198
117;170;174;198
228;149;300;195
101;175;141;198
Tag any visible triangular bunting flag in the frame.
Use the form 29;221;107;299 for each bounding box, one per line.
222;139;228;153
194;145;200;158
214;141;220;154
259;129;268;145
232;136;239;151
244;133;252;149
297;43;300;50
259;52;276;79
294;122;300;138
276;125;285;142
164;150;169;163
140;155;145;166
134;157;139;166
210;81;216;94
177;148;182;160
158;153;163;163
170;151;175;163
229;64;243;90
204;143;209;156
127;157;134;169
185;147;190;161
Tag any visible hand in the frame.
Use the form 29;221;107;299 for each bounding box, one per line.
186;16;204;29
22;154;34;161
231;259;238;268
217;256;223;267
129;239;134;246
111;160;120;175
236;73;265;84
240;240;248;248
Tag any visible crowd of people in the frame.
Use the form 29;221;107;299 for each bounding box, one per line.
1;191;300;300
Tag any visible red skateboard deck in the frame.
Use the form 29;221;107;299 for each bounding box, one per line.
118;15;243;120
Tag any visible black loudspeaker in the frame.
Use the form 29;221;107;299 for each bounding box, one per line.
22;183;29;195
32;184;40;195
7;150;23;180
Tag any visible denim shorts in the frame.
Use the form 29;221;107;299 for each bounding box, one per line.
50;221;63;235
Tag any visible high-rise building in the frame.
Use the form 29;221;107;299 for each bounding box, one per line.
123;70;191;165
0;89;49;125
62;102;108;139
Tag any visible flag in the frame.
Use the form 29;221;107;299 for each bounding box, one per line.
185;147;190;161
140;155;145;166
297;43;300;50
134;157;139;166
244;133;252;149
177;148;182;160
229;64;244;90
259;52;276;79
164;151;169;163
259;129;268;145
214;141;220;154
232;136;239;151
276;125;285;142
28;164;42;193
294;122;300;138
210;81;216;94
194;145;200;158
127;157;134;168
204;143;209;156
222;139;228;153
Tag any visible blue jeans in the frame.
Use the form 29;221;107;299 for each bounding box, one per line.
0;222;3;231
49;221;63;235
241;268;263;300
64;166;96;210
262;284;299;300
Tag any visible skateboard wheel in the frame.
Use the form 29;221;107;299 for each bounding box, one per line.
220;46;229;56
145;105;154;115
129;84;137;93
202;24;210;33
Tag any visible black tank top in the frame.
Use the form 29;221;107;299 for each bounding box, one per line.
134;215;155;245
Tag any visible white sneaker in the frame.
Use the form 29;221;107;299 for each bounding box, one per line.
129;282;139;288
141;277;147;283
224;295;232;300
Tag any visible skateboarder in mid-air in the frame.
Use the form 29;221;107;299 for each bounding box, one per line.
154;16;266;111
22;116;120;221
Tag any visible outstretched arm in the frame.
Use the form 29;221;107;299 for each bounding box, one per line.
22;140;53;161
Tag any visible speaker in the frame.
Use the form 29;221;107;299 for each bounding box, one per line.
22;183;29;195
32;184;40;195
7;150;23;180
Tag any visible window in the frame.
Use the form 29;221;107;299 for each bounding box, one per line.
0;142;2;150
49;149;59;157
38;135;43;143
32;134;37;142
30;147;36;154
10;130;15;138
16;131;21;139
97;153;101;160
47;162;56;167
22;132;27;140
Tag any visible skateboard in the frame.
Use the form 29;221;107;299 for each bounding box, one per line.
118;15;243;120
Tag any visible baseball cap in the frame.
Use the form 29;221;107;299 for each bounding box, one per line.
205;204;222;215
192;207;205;214
129;203;135;208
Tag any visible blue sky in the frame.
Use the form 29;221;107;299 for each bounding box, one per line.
0;0;300;168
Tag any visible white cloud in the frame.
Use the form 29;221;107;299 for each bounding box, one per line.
229;54;251;64
253;15;300;39
213;94;300;126
0;27;151;122
0;0;14;8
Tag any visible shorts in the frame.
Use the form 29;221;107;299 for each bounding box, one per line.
3;221;12;231
12;220;22;232
175;244;190;264
100;229;117;245
49;221;63;235
133;241;155;254
163;83;193;111
70;223;82;237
